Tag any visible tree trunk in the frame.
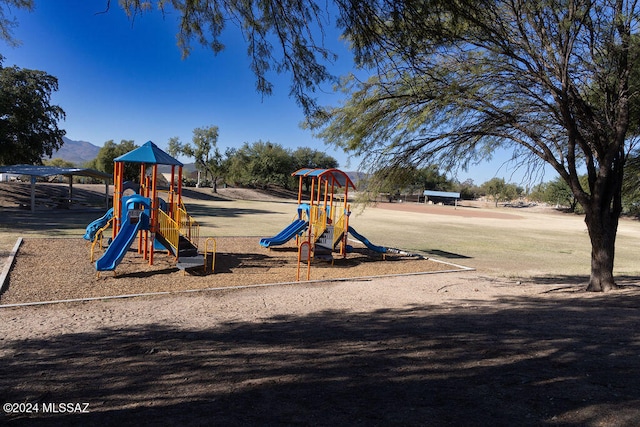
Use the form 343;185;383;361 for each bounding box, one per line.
583;208;619;292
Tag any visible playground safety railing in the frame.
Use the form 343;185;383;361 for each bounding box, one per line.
163;201;201;251
177;203;200;248
333;211;347;248
158;209;180;254
309;204;328;241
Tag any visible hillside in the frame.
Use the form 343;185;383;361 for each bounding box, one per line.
45;137;101;166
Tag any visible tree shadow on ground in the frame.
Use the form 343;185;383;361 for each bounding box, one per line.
0;208;101;236
523;274;640;290
180;188;229;202
2;293;640;426
180;203;282;221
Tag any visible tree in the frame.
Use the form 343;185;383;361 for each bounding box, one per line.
226;141;294;188
87;140;139;181
168;126;225;192
291;147;338;171
0;0;33;46
0;56;66;165
529;177;586;212
457;179;482;201
309;1;640;292
44;158;75;168
480;178;522;207
415;165;454;192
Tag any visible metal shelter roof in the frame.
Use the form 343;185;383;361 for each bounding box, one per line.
423;190;461;199
114;141;183;166
0;165;112;180
292;168;356;190
0;165;111;212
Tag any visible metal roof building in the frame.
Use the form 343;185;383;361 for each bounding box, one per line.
0;165;112;212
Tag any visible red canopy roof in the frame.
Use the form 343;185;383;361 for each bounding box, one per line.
292;168;356;190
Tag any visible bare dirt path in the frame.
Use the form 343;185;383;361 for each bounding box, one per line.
2;273;640;426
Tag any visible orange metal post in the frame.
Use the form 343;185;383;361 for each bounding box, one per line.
113;161;124;238
297;241;311;281
149;164;158;266
323;179;329;211
297;175;303;205
111;162;117;239
177;166;183;206
342;184;351;258
308;177;315;243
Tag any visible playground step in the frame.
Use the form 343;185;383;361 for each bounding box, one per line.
178;236;199;257
313;245;334;262
178;247;199;257
176;255;204;271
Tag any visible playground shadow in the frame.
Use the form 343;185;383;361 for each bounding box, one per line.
114;267;179;279
0;208;100;236
2;293;640;425
422;249;472;259
213;251;277;274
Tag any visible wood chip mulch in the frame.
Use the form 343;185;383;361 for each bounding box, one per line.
2;237;461;304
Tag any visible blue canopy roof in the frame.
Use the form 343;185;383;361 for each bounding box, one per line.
114;141;183;166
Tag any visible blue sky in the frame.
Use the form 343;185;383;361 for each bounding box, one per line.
1;1;555;186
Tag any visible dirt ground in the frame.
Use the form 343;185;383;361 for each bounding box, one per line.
1;183;640;426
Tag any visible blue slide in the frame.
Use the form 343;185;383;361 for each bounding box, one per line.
260;219;308;248
95;213;146;271
83;208;114;241
347;226;387;253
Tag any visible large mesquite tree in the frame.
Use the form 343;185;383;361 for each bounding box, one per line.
315;0;640;292
118;0;637;291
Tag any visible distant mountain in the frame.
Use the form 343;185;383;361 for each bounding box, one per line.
45;137;101;166
346;171;367;186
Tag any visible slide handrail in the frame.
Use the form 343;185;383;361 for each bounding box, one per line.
90;217;114;262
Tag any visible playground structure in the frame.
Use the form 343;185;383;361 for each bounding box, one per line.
261;168;405;262
85;141;212;274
